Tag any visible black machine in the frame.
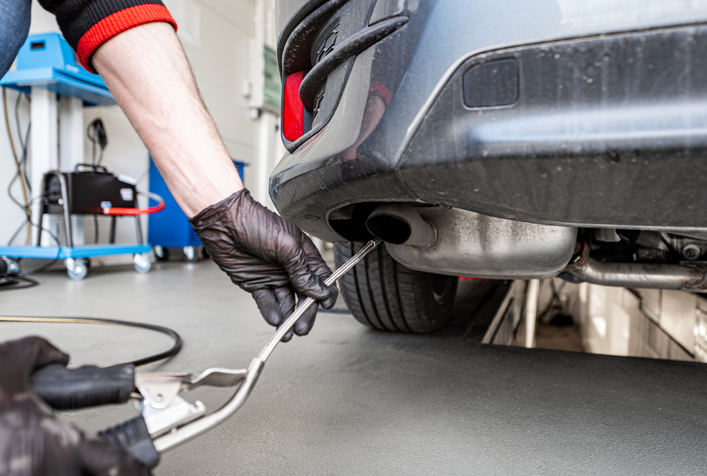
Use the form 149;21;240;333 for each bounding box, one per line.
43;164;136;216
38;164;142;248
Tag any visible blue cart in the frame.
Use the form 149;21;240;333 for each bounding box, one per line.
0;171;153;280
148;157;246;262
0;244;152;280
0;35;151;280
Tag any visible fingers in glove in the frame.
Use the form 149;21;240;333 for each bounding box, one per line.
315;283;338;310
294;296;318;336
252;286;297;332
5;336;69;370
274;286;296;342
275;286;295;321
274;236;332;302
252;289;282;327
301;234;333;278
301;235;339;309
0;336;69;393
78;436;152;476
279;324;294;343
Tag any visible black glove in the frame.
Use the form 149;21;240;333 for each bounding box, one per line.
189;190;338;341
0;336;150;476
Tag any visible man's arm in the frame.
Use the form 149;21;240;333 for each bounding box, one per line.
37;0;240;216
92;22;242;216
37;0;338;338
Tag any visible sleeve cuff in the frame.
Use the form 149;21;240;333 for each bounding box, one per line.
76;4;177;73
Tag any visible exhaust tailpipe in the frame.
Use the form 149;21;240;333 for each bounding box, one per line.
366;204;435;247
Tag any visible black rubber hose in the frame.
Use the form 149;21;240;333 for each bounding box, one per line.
0;315;182;367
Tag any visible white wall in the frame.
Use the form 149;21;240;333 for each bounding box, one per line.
0;0;281;262
582;285;632;356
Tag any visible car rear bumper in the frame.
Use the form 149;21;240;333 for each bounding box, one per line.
271;0;707;241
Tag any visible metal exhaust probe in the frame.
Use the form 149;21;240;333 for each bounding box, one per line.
150;238;381;452
30;239;381;464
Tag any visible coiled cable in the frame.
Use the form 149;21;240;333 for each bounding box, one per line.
0;315;182;367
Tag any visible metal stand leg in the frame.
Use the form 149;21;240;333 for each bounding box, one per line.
109;216;117;244
36;172;72;248
36;176;46;248
135;216;144;244
55;172;72;247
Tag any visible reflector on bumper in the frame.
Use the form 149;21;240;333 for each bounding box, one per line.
283;71;305;141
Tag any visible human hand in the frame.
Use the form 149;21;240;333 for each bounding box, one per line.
189;190;338;341
0;336;151;476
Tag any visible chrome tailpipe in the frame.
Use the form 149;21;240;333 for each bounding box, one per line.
365;204;436;247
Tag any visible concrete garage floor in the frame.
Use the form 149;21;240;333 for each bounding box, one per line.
2;260;707;475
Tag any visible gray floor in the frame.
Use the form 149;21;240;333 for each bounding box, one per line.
2;260;707;475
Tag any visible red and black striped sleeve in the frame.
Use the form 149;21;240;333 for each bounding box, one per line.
37;0;178;73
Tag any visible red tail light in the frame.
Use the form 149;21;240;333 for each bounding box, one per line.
283;71;305;142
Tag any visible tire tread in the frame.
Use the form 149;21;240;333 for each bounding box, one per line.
334;242;457;333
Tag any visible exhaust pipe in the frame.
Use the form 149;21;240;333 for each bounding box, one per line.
366;204;435;247
567;258;707;291
365;205;577;279
565;244;707;291
364;207;707;290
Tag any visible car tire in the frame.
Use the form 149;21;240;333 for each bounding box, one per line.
334;242;458;333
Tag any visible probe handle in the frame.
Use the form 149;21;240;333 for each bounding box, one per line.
32;363;135;410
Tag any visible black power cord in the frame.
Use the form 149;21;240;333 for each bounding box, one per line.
0;275;40;292
87;118;109;242
0;259;37;291
0;315;182;367
87;118;108;166
1;198;63;292
4;89;32;245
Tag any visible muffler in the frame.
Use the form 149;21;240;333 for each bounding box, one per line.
365;204;578;280
364;204;707;289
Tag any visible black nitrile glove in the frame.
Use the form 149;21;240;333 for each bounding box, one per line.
189;190;338;341
0;336;151;476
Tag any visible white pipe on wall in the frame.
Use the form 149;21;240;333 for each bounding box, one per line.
525;279;540;348
30;86;57;245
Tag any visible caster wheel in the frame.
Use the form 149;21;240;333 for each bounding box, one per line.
154;246;170;262
3;258;20;275
134;253;152;274
66;258;89;281
183;246;199;262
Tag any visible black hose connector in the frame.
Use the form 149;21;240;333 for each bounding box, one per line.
32;363;135;410
98;416;160;469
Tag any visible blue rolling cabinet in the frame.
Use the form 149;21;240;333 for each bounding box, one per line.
148;157;246;262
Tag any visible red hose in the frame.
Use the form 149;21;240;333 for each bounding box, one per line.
103;202;165;216
102;191;165;216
